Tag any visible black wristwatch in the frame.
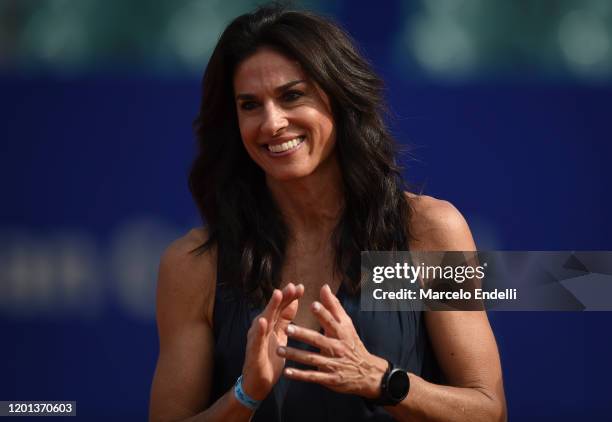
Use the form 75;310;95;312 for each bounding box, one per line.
371;360;410;406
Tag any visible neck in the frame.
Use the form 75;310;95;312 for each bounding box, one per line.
266;155;344;240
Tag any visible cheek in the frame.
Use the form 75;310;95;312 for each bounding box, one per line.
300;108;334;138
314;111;335;144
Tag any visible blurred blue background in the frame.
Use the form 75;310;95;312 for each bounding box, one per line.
1;0;611;420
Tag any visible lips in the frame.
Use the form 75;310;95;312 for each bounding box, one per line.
266;136;305;153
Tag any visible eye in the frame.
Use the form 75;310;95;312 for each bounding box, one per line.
282;90;303;102
239;101;259;111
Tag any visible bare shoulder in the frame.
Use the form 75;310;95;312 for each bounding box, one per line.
151;227;217;420
404;192;476;251
161;227;212;264
157;227;216;326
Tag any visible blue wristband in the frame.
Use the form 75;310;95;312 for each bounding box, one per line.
233;375;261;410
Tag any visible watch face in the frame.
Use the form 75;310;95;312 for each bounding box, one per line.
388;369;410;400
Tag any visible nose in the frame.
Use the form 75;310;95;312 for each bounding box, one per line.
260;103;288;136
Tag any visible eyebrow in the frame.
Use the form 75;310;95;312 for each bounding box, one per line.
235;79;306;101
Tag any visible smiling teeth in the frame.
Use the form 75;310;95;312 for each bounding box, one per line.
268;137;304;153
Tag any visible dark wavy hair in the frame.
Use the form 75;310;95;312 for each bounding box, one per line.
189;3;412;307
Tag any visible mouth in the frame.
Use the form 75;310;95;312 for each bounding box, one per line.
266;136;306;154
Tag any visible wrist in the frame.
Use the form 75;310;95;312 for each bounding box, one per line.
233;374;262;410
228;384;256;416
364;353;390;399
240;372;268;401
367;360;411;407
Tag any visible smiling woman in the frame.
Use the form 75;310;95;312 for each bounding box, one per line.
233;48;337;181
149;3;506;422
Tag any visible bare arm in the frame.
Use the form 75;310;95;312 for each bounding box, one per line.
149;230;254;422
383;312;505;422
149;229;305;422
385;196;506;421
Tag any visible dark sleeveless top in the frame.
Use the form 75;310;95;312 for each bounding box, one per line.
211;281;441;421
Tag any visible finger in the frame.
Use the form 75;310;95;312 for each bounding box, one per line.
286;324;342;356
261;289;282;332
320;284;348;322
282;283;304;309
311;301;340;338
282;282;303;306
277;283;304;323
283;367;341;388
277;298;302;333
272;283;296;324
276;308;295;334
277;345;333;370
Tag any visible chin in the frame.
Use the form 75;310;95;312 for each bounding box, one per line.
265;169;310;182
262;164;315;182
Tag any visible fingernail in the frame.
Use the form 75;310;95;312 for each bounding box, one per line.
312;301;321;312
285;368;293;375
277;346;286;356
324;284;331;292
286;324;295;334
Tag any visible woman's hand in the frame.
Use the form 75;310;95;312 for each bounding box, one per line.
241;282;304;401
278;284;388;399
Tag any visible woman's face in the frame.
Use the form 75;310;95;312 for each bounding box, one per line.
233;47;336;182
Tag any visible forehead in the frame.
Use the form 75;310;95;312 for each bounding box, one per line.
233;48;306;94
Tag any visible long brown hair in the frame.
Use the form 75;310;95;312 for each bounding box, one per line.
189;3;411;307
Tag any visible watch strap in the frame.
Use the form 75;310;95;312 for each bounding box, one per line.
368;359;409;407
